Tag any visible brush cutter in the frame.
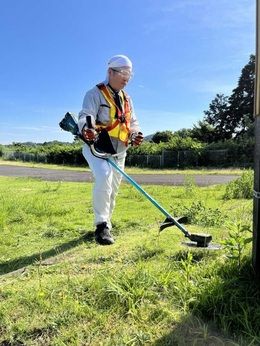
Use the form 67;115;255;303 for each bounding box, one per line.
59;112;212;248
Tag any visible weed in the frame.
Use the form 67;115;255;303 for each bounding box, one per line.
222;220;252;270
181;200;225;227
183;175;197;196
101;267;157;317
223;170;253;200
41;181;62;193
191;258;260;345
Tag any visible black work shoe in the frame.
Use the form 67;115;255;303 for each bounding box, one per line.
95;222;114;245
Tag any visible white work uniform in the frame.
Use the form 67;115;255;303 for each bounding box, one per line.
78;82;140;229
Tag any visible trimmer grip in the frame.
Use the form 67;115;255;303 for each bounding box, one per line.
86;116;93;129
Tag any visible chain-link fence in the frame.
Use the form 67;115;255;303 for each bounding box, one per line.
1;148;254;168
3;150;48;163
2;150;85;166
126;149;253;168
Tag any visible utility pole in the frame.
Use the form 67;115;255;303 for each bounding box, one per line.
253;0;260;277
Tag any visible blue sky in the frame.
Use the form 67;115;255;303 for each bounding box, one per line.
0;0;255;144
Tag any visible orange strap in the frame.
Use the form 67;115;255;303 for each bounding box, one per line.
96;83;131;128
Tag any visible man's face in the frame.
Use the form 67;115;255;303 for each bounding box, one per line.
108;67;132;90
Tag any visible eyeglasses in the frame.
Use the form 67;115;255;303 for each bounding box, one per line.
111;68;133;79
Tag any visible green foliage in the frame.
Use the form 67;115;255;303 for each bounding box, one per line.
183;201;225;227
190;120;216;143
228;54;255;138
166;136;203;151
151;130;174;143
203;93;231;141
101;267;157;316
191;258;260;343
193;55;255;142
128;135;203;155
3;141;85;165
222;220;252;270
128;140;164;155
174;128;193;138
223;170;253;199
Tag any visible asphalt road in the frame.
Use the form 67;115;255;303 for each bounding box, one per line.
0;165;239;186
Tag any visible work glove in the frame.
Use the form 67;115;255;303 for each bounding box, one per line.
131;132;144;146
82;126;97;142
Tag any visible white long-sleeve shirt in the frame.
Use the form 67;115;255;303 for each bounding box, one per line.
78;82;140;154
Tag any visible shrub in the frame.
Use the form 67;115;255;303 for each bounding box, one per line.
223;170;253;200
172;200;225;227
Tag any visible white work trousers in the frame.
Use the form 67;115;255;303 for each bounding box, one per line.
82;144;126;229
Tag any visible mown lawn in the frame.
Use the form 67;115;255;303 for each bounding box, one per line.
0;175;258;345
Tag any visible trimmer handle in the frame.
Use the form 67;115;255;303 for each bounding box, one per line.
83;116;96;144
86;116;94;129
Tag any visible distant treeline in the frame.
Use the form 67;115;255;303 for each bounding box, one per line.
0;136;254;168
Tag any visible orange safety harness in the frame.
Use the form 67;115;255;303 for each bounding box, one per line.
96;83;132;145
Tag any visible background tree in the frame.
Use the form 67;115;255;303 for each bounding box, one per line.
203;94;231;141
174;128;193;138
151;130;174;143
227;54;255;137
190;120;217;143
192;55;255;142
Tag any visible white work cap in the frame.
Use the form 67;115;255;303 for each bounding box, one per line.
108;55;132;69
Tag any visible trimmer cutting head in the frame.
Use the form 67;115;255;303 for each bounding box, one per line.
186;233;212;247
160;216;212;248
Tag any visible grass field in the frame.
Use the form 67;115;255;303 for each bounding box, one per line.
0;173;258;345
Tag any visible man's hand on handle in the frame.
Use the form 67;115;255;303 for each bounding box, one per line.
82;127;97;142
131;132;144;146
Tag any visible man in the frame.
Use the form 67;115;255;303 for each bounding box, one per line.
78;55;143;245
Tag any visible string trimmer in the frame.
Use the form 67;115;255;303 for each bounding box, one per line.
59;112;212;247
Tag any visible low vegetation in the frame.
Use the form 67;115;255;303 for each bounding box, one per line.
0;173;258;345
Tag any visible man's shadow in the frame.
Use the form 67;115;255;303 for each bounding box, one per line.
0;231;94;276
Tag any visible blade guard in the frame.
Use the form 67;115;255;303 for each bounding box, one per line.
160;216;188;231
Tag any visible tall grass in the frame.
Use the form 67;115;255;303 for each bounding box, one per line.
224;170;253;200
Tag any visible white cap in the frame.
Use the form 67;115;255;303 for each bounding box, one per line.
108;55;132;69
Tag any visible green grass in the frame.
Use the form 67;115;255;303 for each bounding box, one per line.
0;176;257;345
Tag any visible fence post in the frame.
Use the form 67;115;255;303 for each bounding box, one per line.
161;150;165;168
253;0;260;278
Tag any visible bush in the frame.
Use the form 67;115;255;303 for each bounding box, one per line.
223;170;253;200
2;141;86;166
128;136;204;155
184;201;225;227
171;200;225;227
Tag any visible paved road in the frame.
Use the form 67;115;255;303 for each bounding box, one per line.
0;165;239;186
